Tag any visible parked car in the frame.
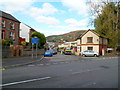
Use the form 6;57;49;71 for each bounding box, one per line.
44;50;53;57
82;50;99;57
52;49;57;55
64;47;72;55
49;49;57;55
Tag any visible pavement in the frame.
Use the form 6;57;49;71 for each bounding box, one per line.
1;55;44;69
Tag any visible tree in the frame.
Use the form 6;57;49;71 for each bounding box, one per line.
89;1;120;48
31;32;46;48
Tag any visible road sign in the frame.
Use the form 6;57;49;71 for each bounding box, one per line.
32;38;39;43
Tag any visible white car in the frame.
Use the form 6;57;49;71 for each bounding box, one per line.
82;50;99;57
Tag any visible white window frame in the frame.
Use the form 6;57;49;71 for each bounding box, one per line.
10;22;14;29
10;32;15;40
2;20;5;27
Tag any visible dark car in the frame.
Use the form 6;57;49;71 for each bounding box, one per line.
44;50;53;57
52;49;57;55
49;49;57;55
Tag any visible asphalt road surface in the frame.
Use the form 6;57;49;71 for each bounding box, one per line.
2;53;118;88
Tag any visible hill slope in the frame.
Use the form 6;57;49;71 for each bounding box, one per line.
46;30;86;43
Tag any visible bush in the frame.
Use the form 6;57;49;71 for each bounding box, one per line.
21;41;26;46
2;40;13;46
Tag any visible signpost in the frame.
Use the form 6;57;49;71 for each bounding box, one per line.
31;38;39;58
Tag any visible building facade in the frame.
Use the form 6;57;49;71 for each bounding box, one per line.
58;41;77;48
0;11;20;45
76;30;108;55
20;23;36;44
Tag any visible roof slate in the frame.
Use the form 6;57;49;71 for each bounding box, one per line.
0;10;20;22
77;29;106;39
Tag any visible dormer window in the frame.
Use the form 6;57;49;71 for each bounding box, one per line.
2;20;5;27
87;37;93;43
10;23;14;29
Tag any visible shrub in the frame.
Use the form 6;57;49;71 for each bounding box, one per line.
2;40;13;46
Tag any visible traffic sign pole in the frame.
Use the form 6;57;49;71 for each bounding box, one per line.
31;38;39;59
36;43;37;58
32;43;34;59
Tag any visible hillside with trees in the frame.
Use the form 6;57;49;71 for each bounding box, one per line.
46;30;86;44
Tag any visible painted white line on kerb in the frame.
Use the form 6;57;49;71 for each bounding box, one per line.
0;77;51;87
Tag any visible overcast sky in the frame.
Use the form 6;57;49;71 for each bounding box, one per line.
0;0;98;36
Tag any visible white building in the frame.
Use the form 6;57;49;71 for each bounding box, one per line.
58;41;77;48
76;30;108;55
20;23;31;42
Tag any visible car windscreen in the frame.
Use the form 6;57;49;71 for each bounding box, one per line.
45;51;50;54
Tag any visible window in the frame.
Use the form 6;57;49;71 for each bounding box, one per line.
88;47;93;50
1;30;5;39
87;37;93;43
10;32;15;40
10;23;14;29
2;20;5;27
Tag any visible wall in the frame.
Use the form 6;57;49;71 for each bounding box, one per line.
0;17;20;45
81;31;99;44
99;38;108;45
2;46;45;58
20;23;30;42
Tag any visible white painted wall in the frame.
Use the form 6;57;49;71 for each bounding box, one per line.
81;45;99;53
81;31;99;44
20;23;30;42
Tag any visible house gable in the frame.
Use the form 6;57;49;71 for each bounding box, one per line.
81;30;100;44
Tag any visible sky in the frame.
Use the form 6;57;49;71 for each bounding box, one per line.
0;0;100;36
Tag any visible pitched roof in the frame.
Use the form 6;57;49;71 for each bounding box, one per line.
0;11;20;22
77;29;105;39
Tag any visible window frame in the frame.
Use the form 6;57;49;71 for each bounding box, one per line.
88;47;93;50
10;22;15;30
2;20;5;27
87;37;93;43
10;32;15;40
1;30;5;39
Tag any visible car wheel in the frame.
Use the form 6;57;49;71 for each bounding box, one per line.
82;54;86;57
94;54;97;57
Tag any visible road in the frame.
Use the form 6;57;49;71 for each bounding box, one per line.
2;53;118;88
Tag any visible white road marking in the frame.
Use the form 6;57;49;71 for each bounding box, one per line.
45;63;50;65
40;56;44;60
82;82;96;87
0;77;51;87
39;64;44;66
28;65;35;67
60;62;65;63
72;68;102;75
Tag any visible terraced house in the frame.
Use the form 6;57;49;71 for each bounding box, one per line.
76;30;108;56
0;11;20;45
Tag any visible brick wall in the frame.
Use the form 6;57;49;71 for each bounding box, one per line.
2;46;45;58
